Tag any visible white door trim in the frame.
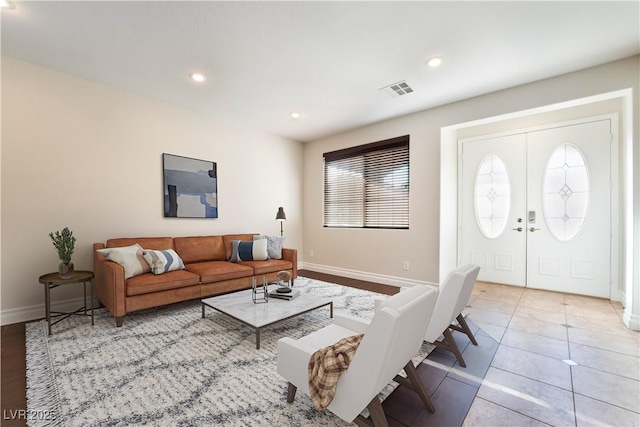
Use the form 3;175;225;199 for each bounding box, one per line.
440;89;634;327
456;114;619;298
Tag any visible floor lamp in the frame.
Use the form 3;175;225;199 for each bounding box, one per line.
275;206;293;292
275;207;286;236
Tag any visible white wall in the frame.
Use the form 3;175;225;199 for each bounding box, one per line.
0;57;303;324
302;56;639;297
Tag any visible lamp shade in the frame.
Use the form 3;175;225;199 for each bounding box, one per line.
275;207;287;221
275;207;287;237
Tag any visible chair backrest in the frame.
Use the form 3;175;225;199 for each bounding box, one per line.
328;285;438;421
424;264;478;342
451;264;480;317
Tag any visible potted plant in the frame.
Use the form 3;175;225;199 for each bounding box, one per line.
49;227;76;278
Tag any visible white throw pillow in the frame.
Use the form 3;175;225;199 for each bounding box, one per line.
96;243;150;279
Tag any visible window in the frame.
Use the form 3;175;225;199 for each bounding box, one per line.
543;144;590;241
474;154;511;238
323;135;409;229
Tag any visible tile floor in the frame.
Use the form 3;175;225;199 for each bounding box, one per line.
382;281;640;427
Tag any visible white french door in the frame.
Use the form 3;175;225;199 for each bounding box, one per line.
459;120;612;297
460;134;527;286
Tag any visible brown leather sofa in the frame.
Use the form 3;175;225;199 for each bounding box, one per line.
93;233;297;326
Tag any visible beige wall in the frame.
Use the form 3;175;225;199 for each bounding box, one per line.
2;55;638;326
303;112;443;286
302;56;639;292
0;57;303;323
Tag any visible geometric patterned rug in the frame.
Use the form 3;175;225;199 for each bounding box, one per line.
26;277;434;426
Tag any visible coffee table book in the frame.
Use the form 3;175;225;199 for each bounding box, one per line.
268;289;300;300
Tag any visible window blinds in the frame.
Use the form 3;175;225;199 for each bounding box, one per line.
323;135;409;229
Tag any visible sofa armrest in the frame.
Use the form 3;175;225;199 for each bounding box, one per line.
281;248;297;279
93;243;126;325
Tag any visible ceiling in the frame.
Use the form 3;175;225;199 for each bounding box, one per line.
2;1;639;142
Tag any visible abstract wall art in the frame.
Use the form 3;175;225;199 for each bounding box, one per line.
162;153;218;218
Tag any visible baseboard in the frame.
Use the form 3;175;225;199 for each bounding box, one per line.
623;309;640;331
299;262;437;288
613;289;640;331
0;297;93;326
618;289;627;307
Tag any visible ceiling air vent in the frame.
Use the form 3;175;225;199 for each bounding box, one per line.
380;80;414;98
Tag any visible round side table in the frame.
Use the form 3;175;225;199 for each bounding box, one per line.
38;270;94;335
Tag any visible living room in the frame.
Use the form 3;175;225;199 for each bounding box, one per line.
1;1;639;426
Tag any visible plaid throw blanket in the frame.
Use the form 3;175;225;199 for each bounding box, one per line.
307;333;364;410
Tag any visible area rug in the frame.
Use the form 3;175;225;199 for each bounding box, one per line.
26;277;435;427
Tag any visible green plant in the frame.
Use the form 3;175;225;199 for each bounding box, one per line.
49;227;76;263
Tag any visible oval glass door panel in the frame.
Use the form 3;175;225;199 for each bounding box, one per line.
542;144;589;241
474;154;510;238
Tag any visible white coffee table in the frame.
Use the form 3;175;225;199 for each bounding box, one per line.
201;286;333;349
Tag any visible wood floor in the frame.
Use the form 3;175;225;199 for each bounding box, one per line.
1;270;478;427
1;321;26;427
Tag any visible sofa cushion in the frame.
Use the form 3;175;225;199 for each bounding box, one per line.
239;259;293;276
174;236;226;264
230;239;269;262
142;249;185;275
96;244;150;279
223;234;257;259
253;235;285;259
107;237;174;251
185;261;253;284
126;270;200;296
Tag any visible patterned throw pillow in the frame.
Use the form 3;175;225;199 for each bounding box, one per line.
96;243;151;279
253;235;285;259
142;249;186;275
230;239;269;262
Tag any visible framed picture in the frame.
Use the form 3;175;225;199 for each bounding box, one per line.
162;153;218;218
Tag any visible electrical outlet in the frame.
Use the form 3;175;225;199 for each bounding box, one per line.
403;261;409;271
309;250;314;257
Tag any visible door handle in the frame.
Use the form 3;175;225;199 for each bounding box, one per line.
512;227;523;232
529;227;540;232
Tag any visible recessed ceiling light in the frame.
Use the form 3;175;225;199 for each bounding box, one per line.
290;112;301;119
189;73;206;83
426;57;443;68
1;0;15;9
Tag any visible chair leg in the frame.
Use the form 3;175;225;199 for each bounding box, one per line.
354;417;373;427
286;382;297;403
451;313;478;345
403;360;436;413
368;396;389;427
354;396;388;427
434;328;467;368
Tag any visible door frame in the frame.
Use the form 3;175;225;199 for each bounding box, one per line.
439;90;634;307
456;116;618;295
